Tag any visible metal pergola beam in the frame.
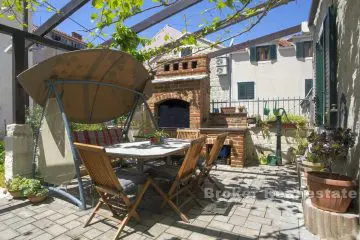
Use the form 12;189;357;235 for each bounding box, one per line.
208;24;302;58
32;0;90;37
102;0;203;46
0;23;78;51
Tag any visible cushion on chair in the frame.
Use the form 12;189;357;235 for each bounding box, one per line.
115;169;148;193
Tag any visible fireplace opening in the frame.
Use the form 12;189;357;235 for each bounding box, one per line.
207;144;231;165
158;99;190;128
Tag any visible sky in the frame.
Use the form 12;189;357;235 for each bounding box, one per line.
32;0;312;47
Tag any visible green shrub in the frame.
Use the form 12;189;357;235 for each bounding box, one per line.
70;123;105;131
266;114;308;127
6;176;26;192
20;178;49;197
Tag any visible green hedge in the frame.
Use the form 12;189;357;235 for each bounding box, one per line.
0;141;5;187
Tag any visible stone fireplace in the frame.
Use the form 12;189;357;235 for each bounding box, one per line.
147;55;210;128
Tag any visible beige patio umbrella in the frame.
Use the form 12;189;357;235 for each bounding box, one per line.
18;49;152;123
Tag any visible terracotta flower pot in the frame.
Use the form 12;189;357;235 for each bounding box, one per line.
221;107;236;114
28;195;47;203
307;171;357;213
8;190;23;198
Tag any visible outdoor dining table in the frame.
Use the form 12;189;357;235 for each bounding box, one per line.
105;138;191;171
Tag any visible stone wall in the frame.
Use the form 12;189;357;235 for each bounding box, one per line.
245;126;310;165
206;113;247;128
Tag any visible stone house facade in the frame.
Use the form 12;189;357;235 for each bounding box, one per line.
309;0;359;179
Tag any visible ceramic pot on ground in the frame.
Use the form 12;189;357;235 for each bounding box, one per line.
307;171;357;213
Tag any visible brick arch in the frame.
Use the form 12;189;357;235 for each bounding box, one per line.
153;93;192;106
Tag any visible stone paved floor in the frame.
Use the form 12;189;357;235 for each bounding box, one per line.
0;165;320;240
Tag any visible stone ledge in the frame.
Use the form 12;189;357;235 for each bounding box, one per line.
303;196;359;240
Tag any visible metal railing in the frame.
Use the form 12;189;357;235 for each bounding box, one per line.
210;97;311;117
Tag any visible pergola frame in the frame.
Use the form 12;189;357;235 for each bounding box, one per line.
34;79;156;209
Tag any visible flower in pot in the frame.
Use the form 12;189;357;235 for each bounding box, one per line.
306;128;357;213
147;130;169;145
22;178;49;203
238;105;247;113
6;176;26;198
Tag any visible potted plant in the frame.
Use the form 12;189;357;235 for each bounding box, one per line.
238;105;247;113
259;153;268;165
22;178;49;203
147;130;169;145
220;107;236;114
6;176;25;198
306;128;357;213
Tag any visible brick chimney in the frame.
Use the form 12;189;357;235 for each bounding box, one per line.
71;32;83;41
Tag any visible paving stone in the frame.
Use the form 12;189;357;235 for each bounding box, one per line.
0;212;16;221
52;234;73;240
196;214;214;222
3;216;22;225
55;214;78;225
91;221;112;232
190;219;208;229
188;232;217;240
83;228;103;239
250;209;265;217
142;223;168;239
9;217;36;228
47;213;64;221
156;232;181;240
66;226;89;238
14;209;36;219
247;215;272;226
228;214;246;226
33;210;56;220
232;226;260;239
213;215;230;222
16;224;37;234
13;227;45;240
207;220;234;232
0;223;7;232
0;228;20;240
233;207;250;217
165;225;192;238
33;218;55;229
244;220;262;231
45;224;68;236
35;232;53;240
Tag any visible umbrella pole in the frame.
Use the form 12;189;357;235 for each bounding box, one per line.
51;83;86;210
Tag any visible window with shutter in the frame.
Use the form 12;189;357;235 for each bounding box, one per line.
315;39;325;126
250;47;257;62
238;82;255;100
324;5;338;128
270;45;277;60
296;42;304;58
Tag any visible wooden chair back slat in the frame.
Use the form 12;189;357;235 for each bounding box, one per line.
206;133;229;169
74;142;123;192
177;136;206;180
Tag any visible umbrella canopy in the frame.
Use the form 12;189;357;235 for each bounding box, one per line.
18;49;152;124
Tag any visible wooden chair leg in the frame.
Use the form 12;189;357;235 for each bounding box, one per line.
113;214;131;240
84;200;103;227
151;182;190;223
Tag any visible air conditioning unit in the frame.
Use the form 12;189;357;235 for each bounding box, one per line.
216;57;228;66
216;66;228;75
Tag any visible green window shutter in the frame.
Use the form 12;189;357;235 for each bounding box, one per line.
296;42;304;58
270;45;277;60
305;79;313;97
238;82;255;100
315;43;325;126
250;47;257;62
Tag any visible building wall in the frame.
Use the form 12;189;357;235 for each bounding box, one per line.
230;46;313;101
0;4;32;136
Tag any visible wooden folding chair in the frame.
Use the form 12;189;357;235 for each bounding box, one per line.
74;142;152;240
197;133;229;190
147;136;207;223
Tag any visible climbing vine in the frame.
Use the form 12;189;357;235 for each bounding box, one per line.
1;0;293;62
